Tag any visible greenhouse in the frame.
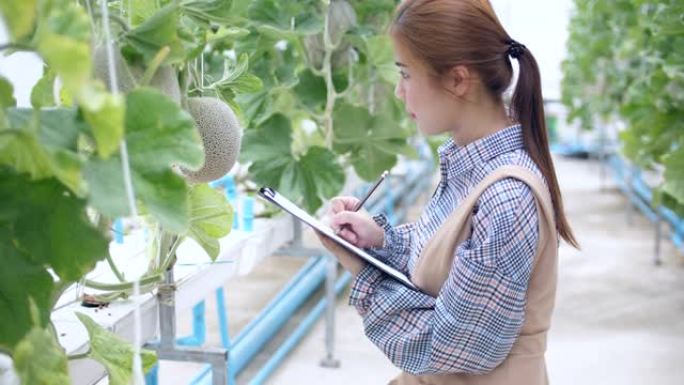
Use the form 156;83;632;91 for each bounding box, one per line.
0;1;682;385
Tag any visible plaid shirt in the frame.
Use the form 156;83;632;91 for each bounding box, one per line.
349;124;545;375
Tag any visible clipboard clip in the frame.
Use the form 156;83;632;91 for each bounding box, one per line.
259;187;275;199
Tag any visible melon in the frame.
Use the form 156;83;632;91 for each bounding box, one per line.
303;0;357;69
179;97;242;183
92;43;181;103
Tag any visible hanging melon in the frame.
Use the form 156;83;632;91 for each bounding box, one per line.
92;43;181;103
179;97;242;183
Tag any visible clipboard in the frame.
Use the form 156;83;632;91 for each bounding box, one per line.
258;187;418;291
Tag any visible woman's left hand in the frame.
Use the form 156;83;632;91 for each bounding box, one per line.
315;231;366;275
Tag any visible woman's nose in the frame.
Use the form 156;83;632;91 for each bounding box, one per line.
394;81;404;101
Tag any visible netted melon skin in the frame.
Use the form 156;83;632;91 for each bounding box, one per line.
180;97;242;183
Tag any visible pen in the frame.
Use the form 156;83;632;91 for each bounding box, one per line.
333;170;389;236
353;170;389;212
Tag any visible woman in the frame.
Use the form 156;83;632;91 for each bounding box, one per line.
317;0;579;384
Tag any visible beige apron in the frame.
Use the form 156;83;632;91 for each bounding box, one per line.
391;165;558;385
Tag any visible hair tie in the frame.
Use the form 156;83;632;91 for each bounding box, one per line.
506;39;526;59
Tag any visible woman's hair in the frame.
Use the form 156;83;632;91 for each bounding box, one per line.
391;0;578;248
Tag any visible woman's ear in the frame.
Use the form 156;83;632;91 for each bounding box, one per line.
445;65;471;97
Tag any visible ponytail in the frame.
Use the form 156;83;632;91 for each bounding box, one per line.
510;44;579;248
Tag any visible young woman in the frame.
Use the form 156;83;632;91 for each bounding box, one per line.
317;0;579;384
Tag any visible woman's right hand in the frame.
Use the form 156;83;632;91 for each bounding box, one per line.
327;196;385;249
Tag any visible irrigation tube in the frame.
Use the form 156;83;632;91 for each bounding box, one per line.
228;255;329;375
247;272;353;385
232;255;324;348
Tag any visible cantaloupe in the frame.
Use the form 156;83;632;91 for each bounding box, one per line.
179;97;242;183
303;0;357;69
92;42;181;103
328;0;356;45
92;43;137;91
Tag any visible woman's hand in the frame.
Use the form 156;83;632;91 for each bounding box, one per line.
315;196;386;275
328;196;385;249
315;231;365;275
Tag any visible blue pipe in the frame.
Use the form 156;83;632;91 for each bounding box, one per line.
232;255;323;347
229;255;329;375
176;300;206;346
190;256;329;385
247;272;353;385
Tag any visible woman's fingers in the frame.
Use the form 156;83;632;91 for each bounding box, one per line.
337;227;358;243
330;198;346;214
329;211;357;230
330;196;360;214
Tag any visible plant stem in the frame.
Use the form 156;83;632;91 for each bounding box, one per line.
0;43;33;52
159;234;181;272
94;214;126;283
50;280;72;311
68;352;90;360
105;253;127;283
140;46;171;87
322;2;337;150
190;212;229;222
84;273;163;291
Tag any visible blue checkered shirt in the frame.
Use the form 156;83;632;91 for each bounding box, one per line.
349;124;545;375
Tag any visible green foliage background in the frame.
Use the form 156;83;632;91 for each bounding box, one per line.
561;0;684;213
0;0;411;383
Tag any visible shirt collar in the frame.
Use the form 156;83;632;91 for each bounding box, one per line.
437;124;525;177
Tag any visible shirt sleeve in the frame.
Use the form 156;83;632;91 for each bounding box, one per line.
365;213;415;274
348;178;540;375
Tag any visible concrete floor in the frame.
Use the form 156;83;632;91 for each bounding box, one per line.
158;157;684;385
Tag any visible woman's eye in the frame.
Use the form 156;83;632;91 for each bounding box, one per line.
400;71;410;80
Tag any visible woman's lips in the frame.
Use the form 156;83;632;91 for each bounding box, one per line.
410;112;417;119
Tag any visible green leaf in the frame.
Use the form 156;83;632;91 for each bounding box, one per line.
76;313;157;385
129;0;158;26
181;0;234;25
0;0;37;40
0;129;55;180
210;53;263;99
0;75;17;108
0;171;108;282
0;228;53;349
281;146;344;212
293;69;326;111
247;0;322;36
241;115;344;212
36;1;91;92
5;108;85;192
206;26;250;45
85;88;202;233
235;90;274;128
240;113;292;163
83;157;130;217
187;184;232;260
13;326;70;384
125;3;185;64
663;148;684;205
333;101;410;180
30;66;56;108
79;83;126;159
85;155;192;234
125;88;202;172
365;35;398;84
132;169;190;233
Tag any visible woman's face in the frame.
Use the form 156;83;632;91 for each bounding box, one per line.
392;40;458;136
